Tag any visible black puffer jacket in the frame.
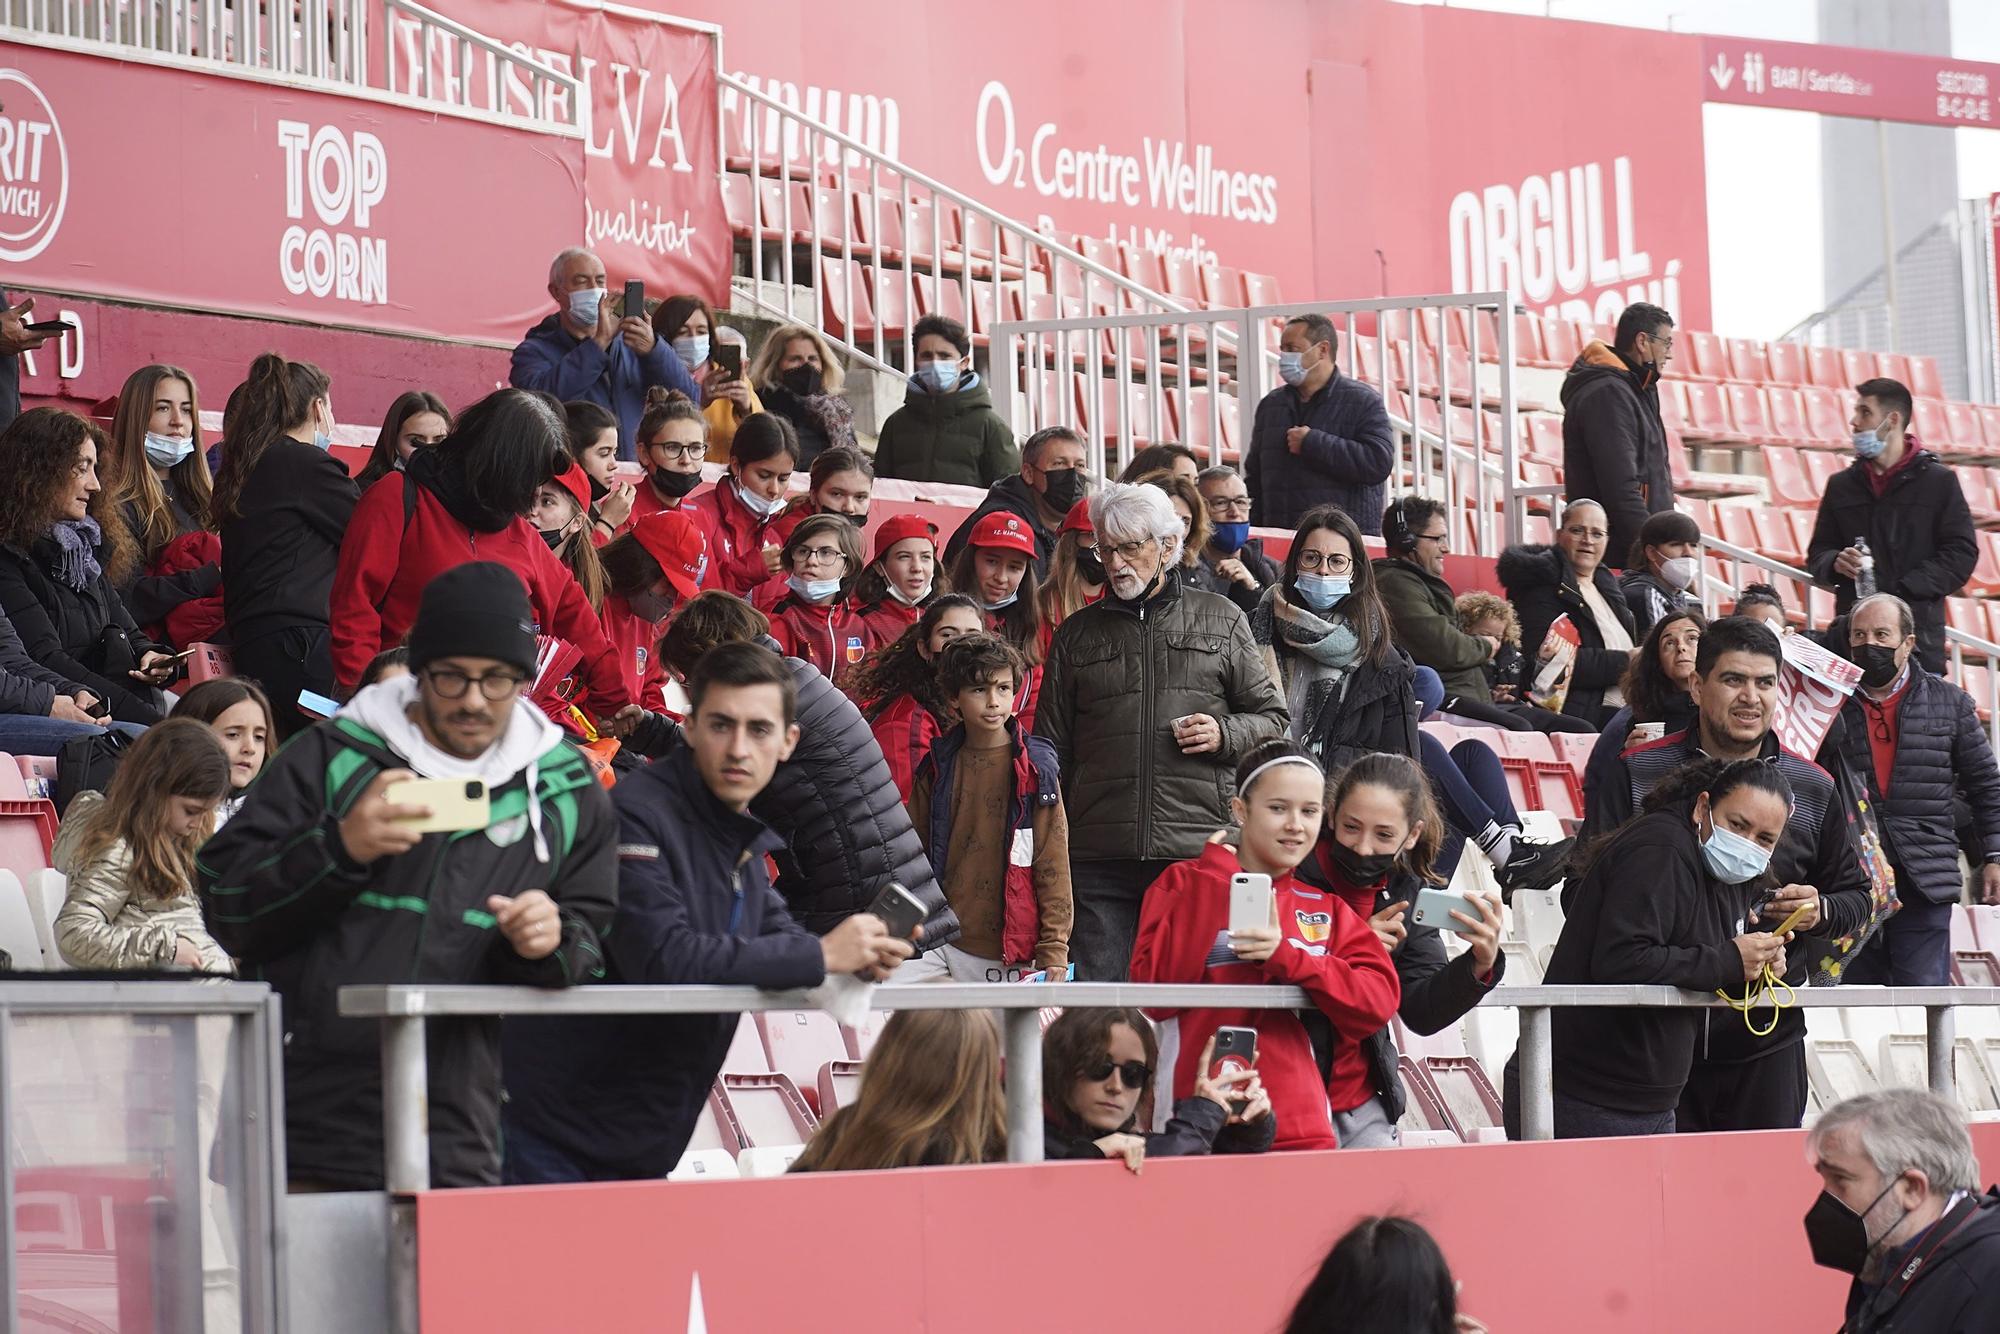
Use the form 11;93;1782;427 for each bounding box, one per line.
944;474;1059;576
1249;587;1418;772
0;537;164;723
1806;450;1978;674
1497;543;1637;727
1560;342;1671;567
1038;570;1288;862
1834;669;2000;905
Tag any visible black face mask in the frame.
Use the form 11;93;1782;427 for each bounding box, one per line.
781;365;820;398
651;467;701;500
1804;1183;1905;1274
1042;466;1085;514
539;526;568;552
1076;550;1106;585
838;510;868;528
585;471;609;504
1853;643;1902;690
1325;838;1397;886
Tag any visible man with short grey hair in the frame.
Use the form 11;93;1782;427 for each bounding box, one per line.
1037;483;1288;979
1191;464;1279;614
1805;1088;2000;1331
1832;591;2000;986
509;246;697;457
1244;312;1394;533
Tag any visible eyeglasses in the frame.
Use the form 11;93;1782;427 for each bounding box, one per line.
649;442;706;463
793;545;848;568
1562;525;1608;541
1416;530;1450;550
1206;496;1251;518
1081;537;1156;563
1296;551;1353;574
1084;1059;1151;1090
423;667;526;701
1647;333;1676;351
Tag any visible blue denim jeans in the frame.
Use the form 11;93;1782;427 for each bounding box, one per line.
0;713;147;757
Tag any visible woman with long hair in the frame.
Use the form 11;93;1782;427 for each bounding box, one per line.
747;323;853;467
1036;499;1102;652
767;445;873;550
651;293;760;457
97;364;219;644
1582;608;1707;817
624;387;709;531
1041;1007;1273;1170
0;409;178;723
529;460;609;612
172;677;275;824
1117;443;1199;485
849;514;942;648
52;717;234;972
1139;470;1210;572
766;513;870;680
848;594;984;800
562;399;635;542
355;390;452;492
211;352;358;737
790;1009;1006;1172
946;511;1046;728
682;411;801;596
1281;1216;1486;1334
596;510;707;719
328;388;629;721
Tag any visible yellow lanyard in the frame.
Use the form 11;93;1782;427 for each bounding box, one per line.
1716;963;1795;1037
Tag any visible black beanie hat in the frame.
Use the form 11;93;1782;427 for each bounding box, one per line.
407;562;537;676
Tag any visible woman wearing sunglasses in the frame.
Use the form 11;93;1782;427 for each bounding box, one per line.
1041;1007;1274;1172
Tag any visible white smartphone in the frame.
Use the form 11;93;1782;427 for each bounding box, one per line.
385;777;490;834
1410;887;1477;935
1228;872;1273;935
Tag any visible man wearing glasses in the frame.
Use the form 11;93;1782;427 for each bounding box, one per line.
1191;465;1280;615
1561;301;1676;569
200;561;617;1190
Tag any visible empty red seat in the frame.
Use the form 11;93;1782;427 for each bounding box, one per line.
1539;316;1580;369
1161;252;1206;305
1801;447;1845;495
757;178;814;246
1764;387;1810;444
1725;337;1772;383
818;258;873;343
1119;243;1168;299
722;173;758;239
1806;345;1850;389
903;196;954;266
1172;388;1239;460
1968;531;2000;596
1763;446;1817;507
1981;407;2000;454
1715;504;1759;553
1099;380;1159;446
756;1010;850;1116
1946;402;1982;454
1725;385;1776;444
1765;340;1806;386
1840;349;1878;387
1241;271;1284;308
1656;379;1689;434
1526;414;1565;463
1509;313;1550;368
1751;508;1803;564
1801;385;1849;443
1910;355;1945;401
1682;331;1729;381
1957;468;1998;525
1878;353;1912;387
717;1072;818;1147
1913;397;1951;449
808;185;853;251
1680;380;1742;443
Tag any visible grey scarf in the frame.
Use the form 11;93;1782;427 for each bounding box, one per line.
50;517;102;593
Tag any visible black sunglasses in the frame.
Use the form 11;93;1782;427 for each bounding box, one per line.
1084;1059;1151;1090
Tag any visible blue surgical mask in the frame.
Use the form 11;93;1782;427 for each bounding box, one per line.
1211;520;1251;555
1278;351;1307;387
1293;573;1350;611
312;429;333;451
1851;427;1885;460
981;592;1019;612
914;361;961;393
789;573;843;603
673;334;709;369
1700;815;1772;885
144;432;193;468
567;287;605;326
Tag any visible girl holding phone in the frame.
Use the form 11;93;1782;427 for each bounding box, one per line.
1298;752;1504;1148
1130;737;1401;1151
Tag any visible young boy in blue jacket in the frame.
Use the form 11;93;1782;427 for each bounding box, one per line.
501;641;914;1181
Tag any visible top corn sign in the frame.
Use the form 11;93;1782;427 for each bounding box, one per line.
1702;35;2000;130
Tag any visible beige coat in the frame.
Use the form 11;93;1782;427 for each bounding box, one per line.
52;792;234;973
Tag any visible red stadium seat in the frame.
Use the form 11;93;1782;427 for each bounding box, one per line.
815;1060;865;1115
1526;414;1565;463
1878;353;1912;388
1211;264;1247;306
1968;532;2000;597
1801;385;1849;444
1162;251;1207;305
1765;340;1807;386
757;1010;851;1116
1508;313;1549;368
1724;385;1777;445
1099;380;1159;447
1715;504;1760;554
1172;388;1240;460
717;1073;819;1148
1724;337;1772;383
757;178;814;246
1419;1056;1507;1142
1913;397;1951;450
1763;446;1816;507
1956;468;1998;526
722;172;759;240
818;257;873;343
1801;447;1845;495
722;1015;771;1075
1765;387;1810;444
1981;407;2000;455
1909;355;1946;402
1750;508;1803;565
1539;316;1580;369
1681;331;1728;382
1656;379;1689;434
1550;732;1596;786
809;185;853;251
1679;380;1743;444
1840;349;1878;387
1806;345;1850;389
1241;271;1284;308
1946;402;1982;454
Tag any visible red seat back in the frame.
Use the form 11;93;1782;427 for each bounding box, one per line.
1765;340;1806;385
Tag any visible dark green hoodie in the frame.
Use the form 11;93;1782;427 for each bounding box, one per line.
872;374;1020;488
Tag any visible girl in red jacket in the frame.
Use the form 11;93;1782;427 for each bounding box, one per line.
847;594;984;802
850;513;942;648
562;400;634;544
766;513;871;681
682;412;798;596
328;389;630;720
529;459;607;611
596;509;708;714
623;387;708;532
1036;499;1104;655
1130;738;1402;1152
748;446;877;611
947;512;1046;731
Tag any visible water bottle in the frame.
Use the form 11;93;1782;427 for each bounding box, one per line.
1854;537;1876;598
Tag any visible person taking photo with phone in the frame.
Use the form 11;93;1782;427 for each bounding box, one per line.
197;562;617;1190
1296;752;1505;1148
502;639;914;1182
1130;737;1401;1151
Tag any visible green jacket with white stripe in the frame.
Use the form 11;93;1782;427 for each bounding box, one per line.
196;711;617;1189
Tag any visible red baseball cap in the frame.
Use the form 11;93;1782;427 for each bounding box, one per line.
551;459;593;515
632;510;708;600
967;510;1038;558
872;513;938;563
1060;498;1094;537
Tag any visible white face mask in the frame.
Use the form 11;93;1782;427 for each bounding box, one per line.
735;479;787;518
1660;555;1699;591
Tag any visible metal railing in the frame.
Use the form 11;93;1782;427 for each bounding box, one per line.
1697;529;2000;750
990;293;1550;551
0;0;582;134
719;72;1200;378
1;980;286;1333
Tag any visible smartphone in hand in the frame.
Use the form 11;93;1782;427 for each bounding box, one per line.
623;279;645;319
868;881;927;940
1228;872;1272;936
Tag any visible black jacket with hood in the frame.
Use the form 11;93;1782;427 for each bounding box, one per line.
1497;542;1638;727
196;679;617;1189
0;534;165;723
1561;342;1672;568
873;374;1021;488
944;473;1061;576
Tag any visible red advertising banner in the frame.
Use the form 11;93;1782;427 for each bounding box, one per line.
1701;35;2000;130
0;44;587;344
393;1;729;306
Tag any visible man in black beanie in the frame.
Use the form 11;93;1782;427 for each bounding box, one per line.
198;561;617;1190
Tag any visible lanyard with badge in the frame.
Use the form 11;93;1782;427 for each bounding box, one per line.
1714;898;1815;1036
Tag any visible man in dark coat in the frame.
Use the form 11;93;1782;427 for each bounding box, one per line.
1244;313;1395;534
1833;594;2000;986
1191;464;1280;614
1561;301;1675;567
943;424;1088;576
1807;1089;2000;1334
1807;377;1978;675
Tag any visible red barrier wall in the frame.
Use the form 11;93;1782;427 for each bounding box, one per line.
416;1126;2000;1332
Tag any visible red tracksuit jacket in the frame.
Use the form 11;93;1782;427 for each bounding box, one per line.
617;476;690;537
855;596;920;651
1129;842;1402;1152
598;592;668;713
869;691;946;804
329;475;627;712
683;480;783;596
767;592;871;682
